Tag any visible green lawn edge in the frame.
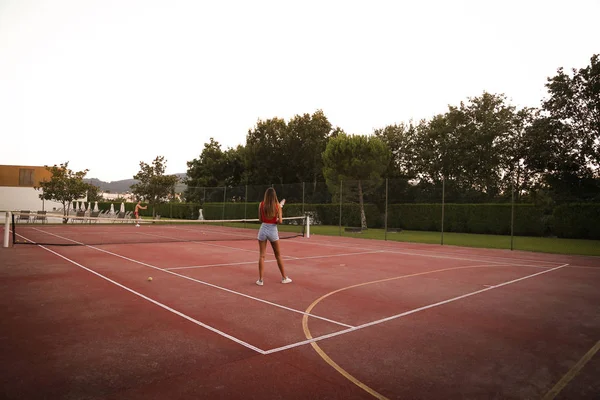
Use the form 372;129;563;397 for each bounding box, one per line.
308;225;600;257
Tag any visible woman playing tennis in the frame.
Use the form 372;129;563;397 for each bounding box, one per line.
134;200;147;227
256;187;292;286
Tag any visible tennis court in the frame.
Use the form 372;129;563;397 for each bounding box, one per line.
1;216;599;399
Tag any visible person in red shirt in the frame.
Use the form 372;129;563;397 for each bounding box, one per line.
256;187;292;286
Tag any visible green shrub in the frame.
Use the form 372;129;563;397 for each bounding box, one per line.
553;203;600;239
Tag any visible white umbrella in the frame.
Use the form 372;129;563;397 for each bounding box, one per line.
94;202;99;212
110;203;115;215
120;202;125;213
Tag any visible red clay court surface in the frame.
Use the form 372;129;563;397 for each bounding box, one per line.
1;224;599;399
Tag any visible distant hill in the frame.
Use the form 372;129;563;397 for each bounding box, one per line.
86;173;187;193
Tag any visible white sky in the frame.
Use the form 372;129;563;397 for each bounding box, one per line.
1;0;599;182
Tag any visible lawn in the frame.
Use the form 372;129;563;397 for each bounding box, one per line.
308;225;600;257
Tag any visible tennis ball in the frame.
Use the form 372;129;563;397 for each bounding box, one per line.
147;277;153;282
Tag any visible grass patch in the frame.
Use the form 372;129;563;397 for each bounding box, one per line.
309;225;600;256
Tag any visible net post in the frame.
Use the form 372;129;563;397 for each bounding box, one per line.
3;212;11;248
510;176;515;251
305;214;310;238
302;182;305;215
12;212;16;246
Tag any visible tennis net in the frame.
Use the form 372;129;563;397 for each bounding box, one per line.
10;212;307;246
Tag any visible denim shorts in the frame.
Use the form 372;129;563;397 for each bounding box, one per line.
257;223;279;242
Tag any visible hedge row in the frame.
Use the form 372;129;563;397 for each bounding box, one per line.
387;204;547;236
552;203;600;239
95;201;600;239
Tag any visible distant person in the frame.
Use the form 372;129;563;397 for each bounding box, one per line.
256;187;291;286
134;201;147;227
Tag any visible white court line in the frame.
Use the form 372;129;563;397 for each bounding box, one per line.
167;260;272;270
134;231;300;259
135;229;562;270
161;221;306;245
297;234;566;264
304;235;590;266
22;239;266;354
167;250;385;271
331;237;598;269
29;228;352;329
291;238;563;268
263;263;569;354
562;265;600;270
20;228;573;355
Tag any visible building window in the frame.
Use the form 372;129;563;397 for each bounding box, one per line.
19;169;34;186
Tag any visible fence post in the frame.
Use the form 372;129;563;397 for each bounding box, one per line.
441;176;445;246
339;180;343;236
222;186;226;222
244;184;248;228
385;178;388;241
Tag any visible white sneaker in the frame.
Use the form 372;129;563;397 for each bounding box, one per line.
256;280;263;286
136;224;140;227
281;277;292;284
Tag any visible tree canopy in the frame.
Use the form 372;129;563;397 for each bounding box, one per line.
35;162;92;222
52;54;600;210
131;156;179;215
322;133;390;228
522;54;600;202
244;110;337;185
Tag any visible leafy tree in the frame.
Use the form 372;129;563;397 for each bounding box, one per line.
497;107;537;202
374;122;420;203
322;134;390;229
131;156;179;216
244;117;288;185
86;184;103;202
543;53;599;166
523;54;600;202
244;110;338;189
284;110;335;184
185;139;245;202
35;162;92;223
374;122;418;179
411;92;521;202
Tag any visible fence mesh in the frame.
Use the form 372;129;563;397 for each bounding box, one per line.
78;176;596;251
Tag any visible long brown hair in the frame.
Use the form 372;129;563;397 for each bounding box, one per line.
262;187;279;219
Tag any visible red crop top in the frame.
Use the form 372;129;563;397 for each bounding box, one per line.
259;201;279;224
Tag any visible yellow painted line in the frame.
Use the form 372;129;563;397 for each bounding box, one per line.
302;263;568;399
542;339;600;400
302;306;390;399
301;264;515;400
